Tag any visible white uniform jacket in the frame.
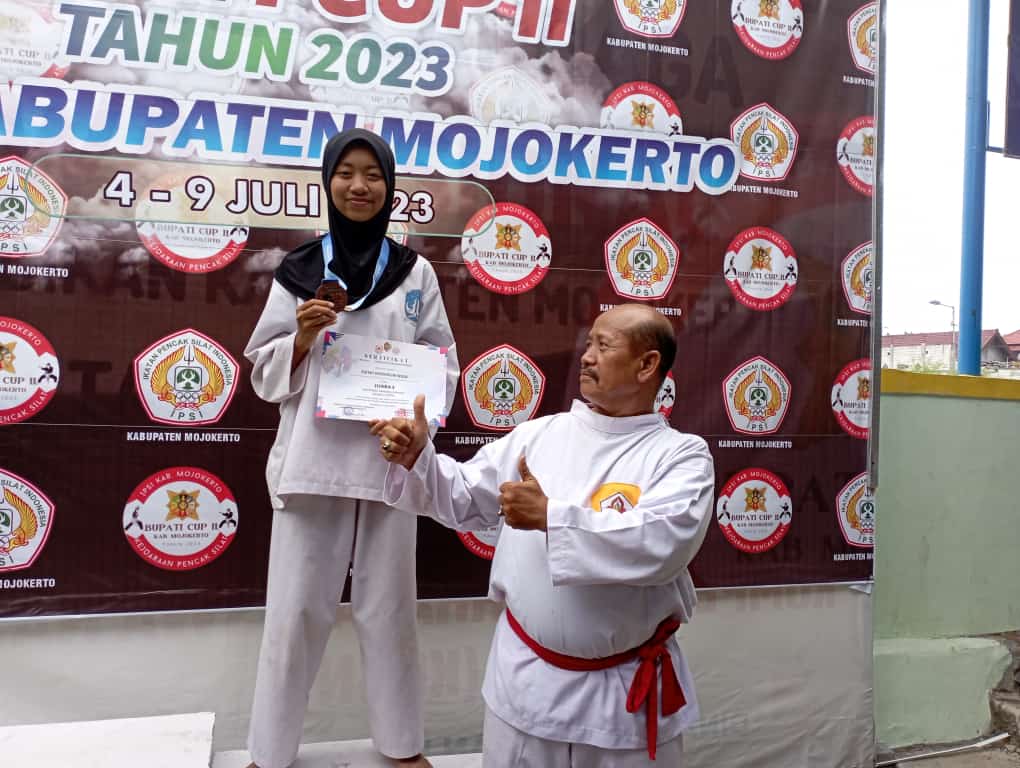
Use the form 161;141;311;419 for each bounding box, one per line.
246;257;459;507
384;400;715;749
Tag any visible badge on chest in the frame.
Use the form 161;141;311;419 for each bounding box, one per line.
589;482;642;513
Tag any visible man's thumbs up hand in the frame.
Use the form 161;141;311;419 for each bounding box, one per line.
499;451;548;531
369;394;430;470
518;454;535;483
413;393;428;432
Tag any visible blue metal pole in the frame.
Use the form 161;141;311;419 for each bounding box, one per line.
959;0;990;376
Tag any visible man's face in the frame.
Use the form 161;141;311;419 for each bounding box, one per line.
579;312;645;412
330;145;387;222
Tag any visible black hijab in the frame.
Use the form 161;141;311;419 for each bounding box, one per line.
274;129;418;309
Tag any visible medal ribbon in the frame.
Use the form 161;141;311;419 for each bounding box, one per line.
321;234;390;311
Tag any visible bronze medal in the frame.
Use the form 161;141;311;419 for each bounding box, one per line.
316;280;348;312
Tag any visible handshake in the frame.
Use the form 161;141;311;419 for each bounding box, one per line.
369;396;549;531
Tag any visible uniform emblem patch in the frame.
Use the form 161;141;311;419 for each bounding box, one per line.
404;289;422;323
590;483;642;514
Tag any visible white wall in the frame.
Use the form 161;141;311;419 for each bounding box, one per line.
1;587;874;768
882;343;952;370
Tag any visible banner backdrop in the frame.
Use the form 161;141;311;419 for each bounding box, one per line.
0;0;877;617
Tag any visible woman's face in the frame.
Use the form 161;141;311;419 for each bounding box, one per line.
330;145;388;222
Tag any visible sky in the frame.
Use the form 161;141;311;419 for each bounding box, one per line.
883;0;1020;337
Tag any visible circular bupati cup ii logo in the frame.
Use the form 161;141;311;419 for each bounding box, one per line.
848;2;878;75
137;220;250;273
731;103;799;182
731;0;804;60
458;528;499;560
462;344;545;431
837;471;875;548
723;356;791;435
470;67;553;125
716;468;792;553
461;203;551;295
656;371;677;418
604;218;680;301
0;156;66;258
724;227;798;311
0;469;54;572
134;329;239;426
831;359;871;439
837;116;875;196
0;317;60;425
601;82;683;136
0;6;69;79
136;174;249;273
841;241;873;315
613;0;687;38
123;467;238;571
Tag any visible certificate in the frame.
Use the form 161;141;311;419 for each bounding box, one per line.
316;332;448;426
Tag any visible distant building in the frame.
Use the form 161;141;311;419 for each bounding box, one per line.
881;329;1013;370
1004;329;1020;361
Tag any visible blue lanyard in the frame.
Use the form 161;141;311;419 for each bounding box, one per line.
321;235;390;312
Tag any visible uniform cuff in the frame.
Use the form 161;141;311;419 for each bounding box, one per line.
545;498;578;586
382;441;435;509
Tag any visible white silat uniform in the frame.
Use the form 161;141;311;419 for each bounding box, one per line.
245;258;459;768
383;401;715;767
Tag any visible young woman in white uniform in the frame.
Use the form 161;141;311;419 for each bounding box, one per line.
244;129;459;768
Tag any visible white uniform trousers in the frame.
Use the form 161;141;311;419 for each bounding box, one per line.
482;708;684;768
248;495;423;768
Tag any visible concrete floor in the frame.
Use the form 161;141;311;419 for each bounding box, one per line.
0;712;216;768
214;740;481;767
891;747;1020;767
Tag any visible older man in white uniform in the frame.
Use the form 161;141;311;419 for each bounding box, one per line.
371;304;715;766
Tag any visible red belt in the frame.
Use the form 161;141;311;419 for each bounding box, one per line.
505;608;685;761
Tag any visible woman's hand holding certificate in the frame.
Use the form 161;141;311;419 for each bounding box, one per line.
316;332;448;426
